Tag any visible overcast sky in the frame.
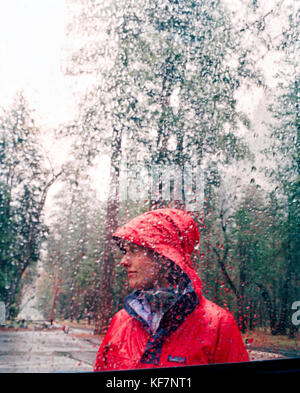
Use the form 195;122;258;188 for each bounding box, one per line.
0;0;78;128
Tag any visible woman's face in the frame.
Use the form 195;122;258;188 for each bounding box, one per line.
120;243;166;290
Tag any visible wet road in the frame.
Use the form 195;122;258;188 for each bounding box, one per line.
0;328;288;373
0;329;100;373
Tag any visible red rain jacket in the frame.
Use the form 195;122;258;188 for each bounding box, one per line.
94;209;249;371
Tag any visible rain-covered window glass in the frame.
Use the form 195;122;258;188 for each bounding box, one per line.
0;0;299;373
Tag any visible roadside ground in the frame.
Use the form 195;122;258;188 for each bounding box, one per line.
1;320;299;366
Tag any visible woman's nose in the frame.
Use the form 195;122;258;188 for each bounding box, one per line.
120;255;130;267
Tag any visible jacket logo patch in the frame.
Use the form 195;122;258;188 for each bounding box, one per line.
168;355;186;364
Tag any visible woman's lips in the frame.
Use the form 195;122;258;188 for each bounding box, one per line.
127;271;137;277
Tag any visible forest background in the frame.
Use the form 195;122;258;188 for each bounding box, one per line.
0;0;299;341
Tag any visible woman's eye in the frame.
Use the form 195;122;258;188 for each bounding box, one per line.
129;246;139;253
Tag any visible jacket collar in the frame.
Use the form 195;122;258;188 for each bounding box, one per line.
124;282;199;365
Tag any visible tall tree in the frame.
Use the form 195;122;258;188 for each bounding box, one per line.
39;179;106;322
265;8;299;335
0;92;62;316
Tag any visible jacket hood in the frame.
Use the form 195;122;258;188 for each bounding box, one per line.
113;208;202;299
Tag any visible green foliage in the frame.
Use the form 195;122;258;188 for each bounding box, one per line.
38;182;107;321
0;183;15;300
67;0;257;177
0;92;49;316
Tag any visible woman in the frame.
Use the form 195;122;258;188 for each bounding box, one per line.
94;208;249;371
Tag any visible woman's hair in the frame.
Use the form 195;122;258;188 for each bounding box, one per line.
152;252;189;287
